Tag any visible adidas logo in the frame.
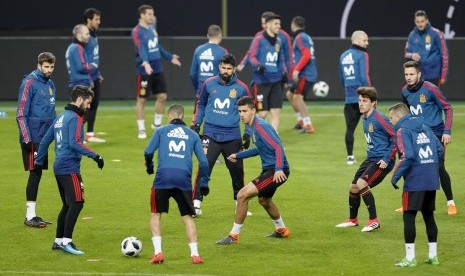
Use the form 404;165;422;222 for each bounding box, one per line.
54;114;64;128
341;53;354;65
199;48;214;61
167;127;189;139
416;132;430;144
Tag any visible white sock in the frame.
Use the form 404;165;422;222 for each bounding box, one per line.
86;132;95;137
152;236;162;254
62;238;72;246
54;238;63;245
188;242;199;257
137;120;145;131
447;200;455;206
405;243;415;261
428;242;437;258
231;223;243;235
295;112;302;121
154;113;163;126
26;202;36;220
193;199;202;209
273;217;285;228
303;117;311;125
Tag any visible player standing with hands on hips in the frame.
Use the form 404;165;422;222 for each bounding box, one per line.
35;86;104;255
144;104;209;264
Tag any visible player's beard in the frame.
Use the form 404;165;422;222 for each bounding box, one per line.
221;73;232;83
79;103;89;113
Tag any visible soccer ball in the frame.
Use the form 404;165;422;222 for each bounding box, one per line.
313;81;329;98
121;236;142;257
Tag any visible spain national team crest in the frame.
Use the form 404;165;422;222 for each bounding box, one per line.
368;123;374;133
419;93;426;103
49;87;53;95
275;44;280;52
425;35;431;44
229;89;237;98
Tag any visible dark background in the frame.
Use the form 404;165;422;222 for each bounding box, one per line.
0;0;463;101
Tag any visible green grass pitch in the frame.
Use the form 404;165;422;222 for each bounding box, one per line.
1;100;465;275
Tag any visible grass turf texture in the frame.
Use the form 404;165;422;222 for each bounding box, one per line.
1;100;465;275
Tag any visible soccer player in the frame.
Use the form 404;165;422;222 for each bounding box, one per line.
144;104;209;264
401;60;455;215
405;10;449;87
16;52;56;228
286;15;317;134
389;103;443;267
65;24;94;89
191;54;252;217
335;87;396;232
248;14;287;132
35;86;105;255
339;30;371;165
132;4;181;139
189;24;228;99
83;8;106;143
216;96;290;245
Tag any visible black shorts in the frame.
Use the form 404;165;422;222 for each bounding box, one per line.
252;169;290;198
253;82;284;111
402;191;436;212
290;78;314;97
352;159;392;188
150;187;195;216
21;142;48;171
56;173;85;203
136;72;167;98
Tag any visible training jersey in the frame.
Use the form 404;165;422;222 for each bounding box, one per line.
144;120;209;190
362;109;396;165
190;42;228;97
292;30;317;82
65;38;93;87
391;114;443;191
237;116;289;171
405;23;448;81
401;80;453;136
84;29;101;81
339;45;371;104
16;69;56;144
249;32;285;84
132;24;173;76
193;74;251;142
35;104;98;175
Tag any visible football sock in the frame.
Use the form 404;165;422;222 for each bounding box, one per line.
152;236;162;254
405;243;415;261
295;112;302;122
360;186;377;219
231;223;243;235
273;217;285;228
193;199;201;209
137;120;145;131
447;200;455;206
54;238;63;244
303;117;311;125
26;202;36;220
86;132;95;137
428;242;437;258
188;242;199;257
62;238;72;246
348;192;360;219
154;113;163;126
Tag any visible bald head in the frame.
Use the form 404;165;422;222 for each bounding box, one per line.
72;24;90;43
351;30;369;49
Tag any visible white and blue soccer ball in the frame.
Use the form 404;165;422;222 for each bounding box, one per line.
313;81;329;98
121;236;142;257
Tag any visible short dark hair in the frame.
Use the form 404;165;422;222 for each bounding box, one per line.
357;86;378;102
38;52;55;65
265;14;281;23
207;25;222;38
237;96;255;109
261;11;275;20
138;4;153;17
414;10;428;19
83;8;101;22
292;16;305;29
71;85;94;102
220;54;236;67
403;60;420;72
